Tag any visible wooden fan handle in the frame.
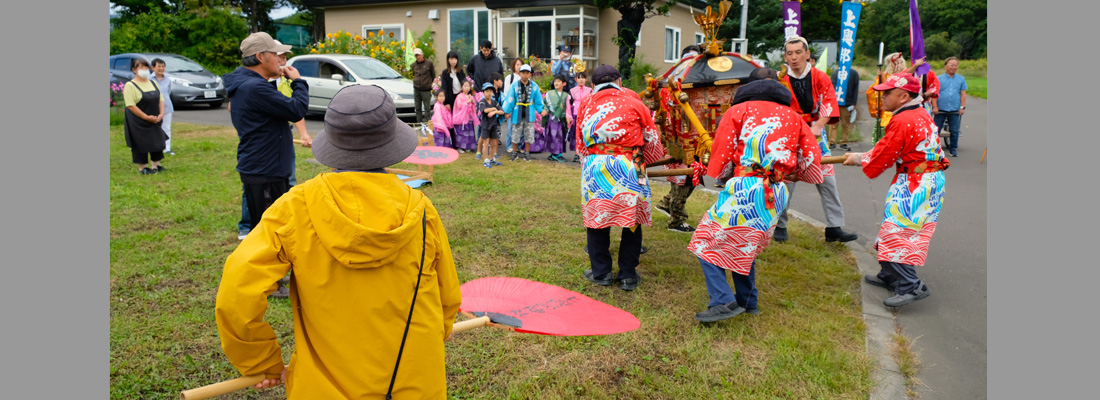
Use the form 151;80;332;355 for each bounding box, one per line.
821;156;847;164
452;315;491;334
179;372;271;400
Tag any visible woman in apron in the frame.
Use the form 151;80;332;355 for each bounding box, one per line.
123;58;167;175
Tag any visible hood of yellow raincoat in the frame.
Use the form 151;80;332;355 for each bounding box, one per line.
307;172;429;269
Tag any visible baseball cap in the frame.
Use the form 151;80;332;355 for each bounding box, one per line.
559;45;573;53
519;64;532;72
273;40;292;56
482;82;495;91
413;48;424;56
240;32;292;58
592;64;621;84
872;72;921;93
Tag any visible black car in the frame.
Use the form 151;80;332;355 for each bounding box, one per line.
109;53;226;108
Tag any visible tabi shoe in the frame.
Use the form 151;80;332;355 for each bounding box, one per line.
668;222;696;233
772;227;788;242
884;284;931;307
694;303;744;323
619;276;641;291
864;274;898;291
825;227;858;243
655;204;671;217
725;302;760;315
509;151;519;161
583;269;614;286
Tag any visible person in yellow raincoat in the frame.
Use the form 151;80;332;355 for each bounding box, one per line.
215;84;462;399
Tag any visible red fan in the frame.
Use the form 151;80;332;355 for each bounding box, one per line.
456;277;641;336
403;146;460;165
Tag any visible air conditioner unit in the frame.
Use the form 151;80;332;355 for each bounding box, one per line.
428;9;439;20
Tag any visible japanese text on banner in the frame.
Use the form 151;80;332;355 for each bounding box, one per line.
782;1;801;40
835;1;862;106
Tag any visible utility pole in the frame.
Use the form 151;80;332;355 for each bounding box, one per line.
739;0;748;53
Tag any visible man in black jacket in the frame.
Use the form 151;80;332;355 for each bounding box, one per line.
829;67;860;151
466;40;503;92
223;32;309;238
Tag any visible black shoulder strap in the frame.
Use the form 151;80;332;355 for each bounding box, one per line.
386;213;428;399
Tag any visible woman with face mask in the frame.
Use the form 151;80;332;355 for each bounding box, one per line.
123;58;168;175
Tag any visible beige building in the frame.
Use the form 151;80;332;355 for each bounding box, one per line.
302;0;717;73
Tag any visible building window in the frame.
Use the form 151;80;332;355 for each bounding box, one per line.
664;26;681;63
449;8;491;62
362;24;404;42
695;32;705;45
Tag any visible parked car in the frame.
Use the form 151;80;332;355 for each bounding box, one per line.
285;54;417;121
109;53;227;108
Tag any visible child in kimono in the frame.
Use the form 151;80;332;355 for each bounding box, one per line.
543;75;572;162
568;71;592;163
430;90;453;148
841;72;950;308
452;80;478;153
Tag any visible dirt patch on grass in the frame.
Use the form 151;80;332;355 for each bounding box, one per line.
172;127;236;139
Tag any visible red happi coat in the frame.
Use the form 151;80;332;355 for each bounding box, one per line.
780;66;840;176
859;104;950;266
576;85;666;229
687;99;824;275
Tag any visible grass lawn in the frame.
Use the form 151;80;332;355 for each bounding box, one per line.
110;123;872;399
965;77;987;100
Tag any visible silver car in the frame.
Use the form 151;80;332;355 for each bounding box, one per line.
109;53;227;108
285;54;417;121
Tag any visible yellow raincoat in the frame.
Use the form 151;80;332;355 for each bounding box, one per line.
216;171;461;399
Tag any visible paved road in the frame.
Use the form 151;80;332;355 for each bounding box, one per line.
174;84;988;399
784;81;987;400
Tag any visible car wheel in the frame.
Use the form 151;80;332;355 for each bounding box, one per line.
209;101;224;109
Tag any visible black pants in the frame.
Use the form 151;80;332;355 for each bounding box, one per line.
877;261;922;295
586;225;643;281
243;179;290;229
132;149;164;164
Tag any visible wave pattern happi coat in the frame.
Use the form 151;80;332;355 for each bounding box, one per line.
859;106;949;266
688;100;823;275
576;86;666;229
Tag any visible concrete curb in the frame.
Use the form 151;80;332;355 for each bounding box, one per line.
787;209;908;400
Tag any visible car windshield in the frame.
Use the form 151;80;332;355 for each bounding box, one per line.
342;58;403;79
159;56;207;73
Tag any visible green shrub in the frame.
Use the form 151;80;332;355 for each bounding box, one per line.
923;31;962;60
623;59;660;93
304;28;437;80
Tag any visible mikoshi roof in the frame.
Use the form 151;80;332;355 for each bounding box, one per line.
658;52;763;88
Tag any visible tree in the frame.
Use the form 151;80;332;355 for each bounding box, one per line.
593;0;680;80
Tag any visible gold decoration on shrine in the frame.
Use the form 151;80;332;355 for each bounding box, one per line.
692;0;733;57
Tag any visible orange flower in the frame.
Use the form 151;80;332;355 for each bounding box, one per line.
368;32;374;38
371;52;377;58
368;40;372;45
327;33;332;38
360;41;366;46
318;43;325;49
389;32;394;38
355;35;362;40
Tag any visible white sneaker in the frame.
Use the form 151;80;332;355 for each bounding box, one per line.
238;232;248;240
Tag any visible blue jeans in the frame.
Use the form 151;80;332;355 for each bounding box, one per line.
933;112;961;152
239;167;296;233
699;258;757;309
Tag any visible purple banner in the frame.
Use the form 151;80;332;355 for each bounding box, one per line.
909;0;930;76
782;1;801;40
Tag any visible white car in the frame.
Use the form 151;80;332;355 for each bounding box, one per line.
286;54;417;120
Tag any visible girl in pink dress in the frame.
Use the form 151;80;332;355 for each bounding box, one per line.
430;90;453;148
568;72;592;162
452;81;479;152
